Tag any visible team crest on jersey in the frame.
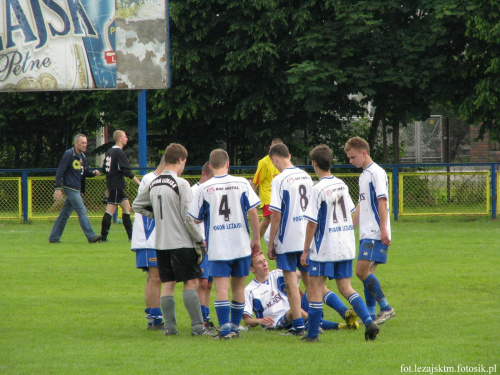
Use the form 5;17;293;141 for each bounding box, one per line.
326;190;332;196
286;177;295;185
207;187;215;194
359;193;366;200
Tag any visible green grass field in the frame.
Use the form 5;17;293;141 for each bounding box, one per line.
1;217;499;374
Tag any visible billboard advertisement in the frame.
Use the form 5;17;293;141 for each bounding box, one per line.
0;0;169;90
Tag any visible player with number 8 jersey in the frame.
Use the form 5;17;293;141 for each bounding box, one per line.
269;163;313;255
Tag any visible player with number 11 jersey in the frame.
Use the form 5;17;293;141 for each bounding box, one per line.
188;175;261;261
269;168;313;254
304;176;356;262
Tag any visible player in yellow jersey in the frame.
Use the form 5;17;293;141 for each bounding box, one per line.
252;138;283;238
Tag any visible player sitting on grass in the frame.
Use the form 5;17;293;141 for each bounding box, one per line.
244;252;356;331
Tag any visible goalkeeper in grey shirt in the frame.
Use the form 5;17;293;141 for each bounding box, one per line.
133;143;210;336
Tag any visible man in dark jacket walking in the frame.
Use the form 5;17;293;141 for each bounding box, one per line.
49;134;102;244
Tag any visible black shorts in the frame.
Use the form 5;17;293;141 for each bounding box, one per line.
106;189;129;205
157;248;202;283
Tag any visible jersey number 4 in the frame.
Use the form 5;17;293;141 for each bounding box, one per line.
219;194;231;221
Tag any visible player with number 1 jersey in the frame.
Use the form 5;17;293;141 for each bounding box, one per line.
188;175;260;261
269;168;313;254
303;176;356;262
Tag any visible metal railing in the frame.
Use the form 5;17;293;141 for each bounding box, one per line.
0;163;498;222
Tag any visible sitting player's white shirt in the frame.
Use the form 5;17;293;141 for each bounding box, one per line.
269;167;313;254
131;171;158;250
244;269;290;326
304;176;356;262
358;162;391;241
188;174;260;261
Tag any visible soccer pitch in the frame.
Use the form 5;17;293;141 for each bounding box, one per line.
1;217;498;374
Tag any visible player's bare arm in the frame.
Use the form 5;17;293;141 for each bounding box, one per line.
301;220;317;267
267;210;281;260
248;207;261;255
243;314;274;328
352;204;360;228
378;197;391;246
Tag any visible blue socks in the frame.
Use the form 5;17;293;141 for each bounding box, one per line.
307;302;323;338
348;292;372;326
215;300;231;335
323;291;348;319
363;274;391;314
201;305;210;323
230;301;245;332
364;285;377;320
292;317;306;332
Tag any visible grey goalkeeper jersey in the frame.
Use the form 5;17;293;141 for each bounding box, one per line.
132;170;203;250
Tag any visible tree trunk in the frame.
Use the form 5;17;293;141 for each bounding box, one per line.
368;106;384;151
392;119;400;164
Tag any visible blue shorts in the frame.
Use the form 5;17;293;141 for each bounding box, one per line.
199;254;213;281
276;252;309;273
134;249;158;270
209;256;251;278
357;239;388;264
308;259;353;280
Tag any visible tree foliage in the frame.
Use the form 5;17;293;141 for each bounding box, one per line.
0;0;498;169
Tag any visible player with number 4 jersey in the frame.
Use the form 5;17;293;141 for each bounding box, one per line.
188;149;261;340
188;174;260;261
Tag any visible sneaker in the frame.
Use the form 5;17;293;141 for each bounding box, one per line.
344;309;358;328
300;335;319;343
212;332;236;340
280;328;306;336
88;235;103;244
203;322;217;333
262;326;278;331
374;307;395;325
364;321;379;341
164;330;179;336
192;328;213;336
338;321;359;330
49;240;61;243
148;322;165;331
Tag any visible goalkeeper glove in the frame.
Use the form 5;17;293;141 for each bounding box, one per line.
195;241;207;265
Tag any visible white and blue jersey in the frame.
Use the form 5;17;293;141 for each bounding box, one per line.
131;171;158;251
358;162;391;241
188;174;260;261
269;167;313;254
304;176;356;262
243;270;290;327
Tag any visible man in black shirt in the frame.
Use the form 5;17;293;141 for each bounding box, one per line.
101;130;140;241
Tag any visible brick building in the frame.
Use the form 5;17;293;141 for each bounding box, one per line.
469;126;500;162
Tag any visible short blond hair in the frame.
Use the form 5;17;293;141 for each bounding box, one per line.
113;130;125;143
344;136;370;154
209;149;229;169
